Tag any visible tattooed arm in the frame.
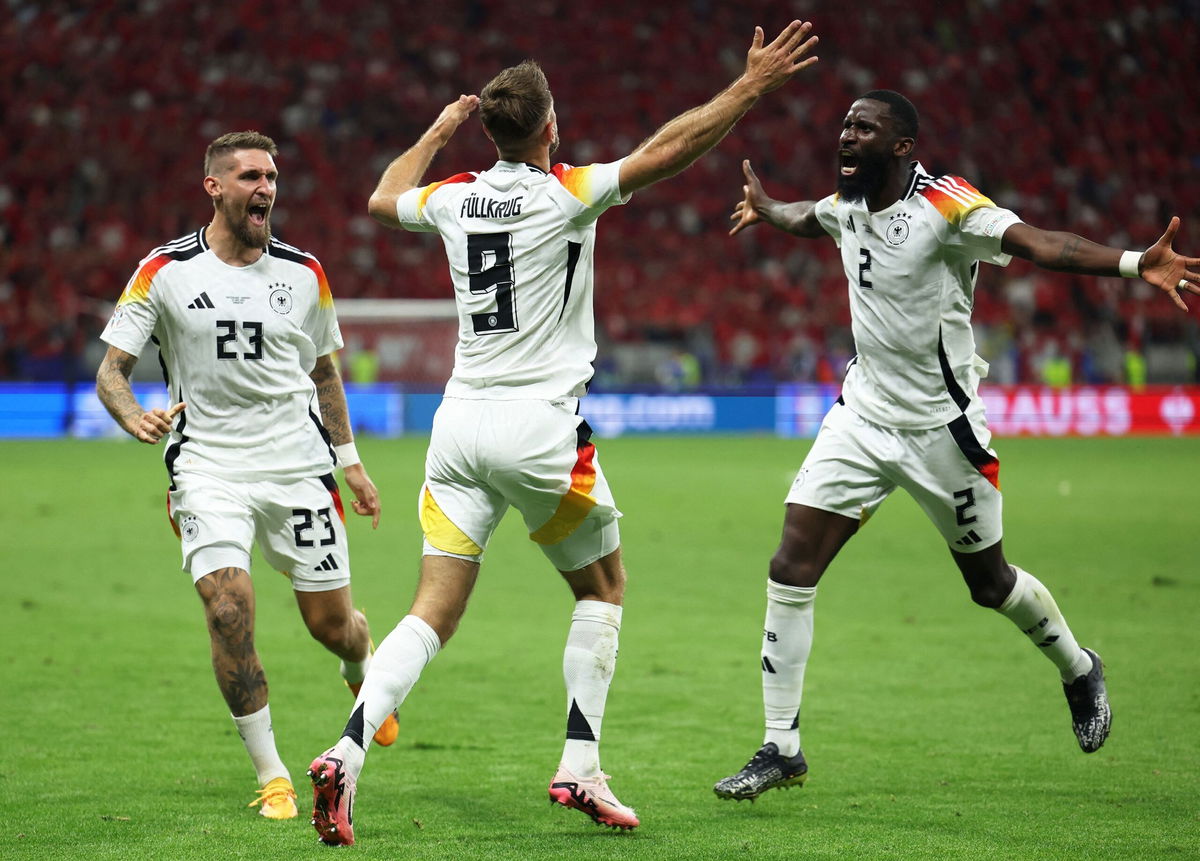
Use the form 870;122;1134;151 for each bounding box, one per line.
310;353;381;527
1002;218;1199;311
95;345;185;443
310;353;354;447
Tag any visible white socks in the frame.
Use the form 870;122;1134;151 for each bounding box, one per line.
340;651;370;687
560;600;622;778
762;579;816;758
337;614;441;780
232;704;289;786
997;566;1091;682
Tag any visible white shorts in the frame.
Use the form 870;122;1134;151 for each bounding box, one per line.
168;471;351;591
421;397;621;571
786;401;1003;552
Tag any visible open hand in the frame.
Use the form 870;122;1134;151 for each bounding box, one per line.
743;20;819;96
1140;217;1200;311
730;160;771;236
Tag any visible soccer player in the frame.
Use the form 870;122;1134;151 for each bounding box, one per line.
713;90;1200;800
306;22;820;846
95;131;399;820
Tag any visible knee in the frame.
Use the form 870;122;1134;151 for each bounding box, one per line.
563;551;626;604
965;567;1016;609
307;607;361;652
209;595;250;638
768;548;822;588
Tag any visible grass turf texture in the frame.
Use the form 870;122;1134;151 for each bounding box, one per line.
3;435;1198;859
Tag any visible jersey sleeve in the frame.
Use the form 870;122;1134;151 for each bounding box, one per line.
100;254;167;357
920;176;1023;266
304;256;344;355
395;172;476;233
552;159;631;226
812;193;843;245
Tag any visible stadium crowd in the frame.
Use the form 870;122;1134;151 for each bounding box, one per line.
3;0;1198;386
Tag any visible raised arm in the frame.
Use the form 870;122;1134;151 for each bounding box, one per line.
367;94;480;229
728;159;826;239
618;21;819;196
95;345;185;443
1002;216;1200;312
310;354;381;527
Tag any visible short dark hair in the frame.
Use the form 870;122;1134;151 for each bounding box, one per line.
204;131;278;176
859;90;919;140
479;60;553;150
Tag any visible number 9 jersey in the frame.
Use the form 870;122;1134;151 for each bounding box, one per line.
395;159;631;401
100;229;344;480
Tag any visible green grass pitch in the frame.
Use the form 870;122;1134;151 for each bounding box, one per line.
3;435;1198;859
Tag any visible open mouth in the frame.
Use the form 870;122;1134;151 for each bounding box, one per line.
248;203;269;226
839;151;859;176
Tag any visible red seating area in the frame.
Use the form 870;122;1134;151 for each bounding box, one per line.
3;0;1197;383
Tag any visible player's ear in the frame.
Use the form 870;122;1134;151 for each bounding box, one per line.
203;175;221;201
894;137;915;158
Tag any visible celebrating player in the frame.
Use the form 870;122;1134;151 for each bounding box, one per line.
306;22;820;846
714;90;1199;801
96;131;398;820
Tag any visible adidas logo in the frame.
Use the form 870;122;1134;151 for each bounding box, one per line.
955;529;984;547
187;292;215;309
314;553;339;572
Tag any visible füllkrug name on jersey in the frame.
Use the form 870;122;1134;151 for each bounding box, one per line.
461;193;524;219
101;229;344;480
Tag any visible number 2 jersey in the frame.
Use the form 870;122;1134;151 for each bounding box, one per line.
100;229;344;480
813;161;1023;429
395;159;630;400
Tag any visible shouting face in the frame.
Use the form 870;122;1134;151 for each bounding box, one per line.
207;149;277;249
836;99;903;205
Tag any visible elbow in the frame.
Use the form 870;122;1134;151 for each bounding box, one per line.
367;193;399;227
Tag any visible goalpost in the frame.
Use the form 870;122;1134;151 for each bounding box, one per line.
335;298;459;385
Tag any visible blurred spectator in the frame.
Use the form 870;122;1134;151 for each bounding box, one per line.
2;0;1197;385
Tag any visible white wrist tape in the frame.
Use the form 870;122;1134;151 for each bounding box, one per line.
1118;250;1142;278
334;442;361;468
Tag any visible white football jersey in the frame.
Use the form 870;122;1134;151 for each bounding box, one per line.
814;162;1023;429
396;159;630;400
101;229;344;480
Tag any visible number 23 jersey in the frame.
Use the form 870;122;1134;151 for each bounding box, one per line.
814;162;1023;430
396;159;630;401
100;229;344;480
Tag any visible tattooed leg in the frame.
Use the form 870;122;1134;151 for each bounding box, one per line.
196;567;267;716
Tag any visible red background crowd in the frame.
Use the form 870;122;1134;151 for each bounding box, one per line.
3;0;1198;386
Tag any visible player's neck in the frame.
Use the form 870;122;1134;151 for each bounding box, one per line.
205;220;266;267
498;145;550;173
865;165;912;212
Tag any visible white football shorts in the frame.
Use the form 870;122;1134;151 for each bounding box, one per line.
168;471;351;591
420;397;621;571
786;400;1003;552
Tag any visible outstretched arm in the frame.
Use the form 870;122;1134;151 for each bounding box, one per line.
367;94;480;229
1002;217;1200;311
618;21;819;195
310;354;381;528
95;345;185;443
728;159;825;238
